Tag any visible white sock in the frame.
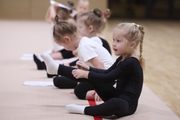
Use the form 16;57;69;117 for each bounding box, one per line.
66;104;86;114
40;52;58;74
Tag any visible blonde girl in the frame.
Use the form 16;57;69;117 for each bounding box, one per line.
41;22;145;118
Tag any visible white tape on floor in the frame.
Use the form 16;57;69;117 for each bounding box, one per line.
23;81;54;86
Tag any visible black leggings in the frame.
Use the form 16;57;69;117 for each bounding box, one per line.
60;49;74;59
58;65;132;117
53;76;77;89
53;76;94;99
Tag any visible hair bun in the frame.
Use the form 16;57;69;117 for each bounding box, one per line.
93;8;102;18
55;15;60;23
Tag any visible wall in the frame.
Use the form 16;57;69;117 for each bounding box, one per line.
0;0;108;20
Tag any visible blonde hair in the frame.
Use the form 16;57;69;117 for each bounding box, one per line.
53;15;77;43
78;8;103;33
115;23;145;69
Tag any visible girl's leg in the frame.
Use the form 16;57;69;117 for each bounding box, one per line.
41;52;117;100
66;82;129;117
50;52;63;60
60;49;74;59
84;98;129;117
40;53;59;74
74;82;94;99
53;76;77;88
50;49;74;60
87;81;118;102
66;98;129;117
33;54;45;70
41;52;87;82
69;59;79;66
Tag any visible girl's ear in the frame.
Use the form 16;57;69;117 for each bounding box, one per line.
130;41;137;48
63;36;71;42
88;25;94;33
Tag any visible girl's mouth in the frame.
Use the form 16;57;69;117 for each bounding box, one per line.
113;48;117;52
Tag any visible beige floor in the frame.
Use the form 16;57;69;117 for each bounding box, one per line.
0;19;180;120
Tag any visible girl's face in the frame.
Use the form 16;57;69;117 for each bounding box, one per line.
112;29;131;56
76;2;89;17
77;18;90;37
55;36;76;51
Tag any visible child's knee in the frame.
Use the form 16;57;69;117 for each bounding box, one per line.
74;87;86;99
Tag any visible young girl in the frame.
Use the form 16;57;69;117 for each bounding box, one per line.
52;8;114;100
34;0;76;72
74;0;89;20
41;22;145;118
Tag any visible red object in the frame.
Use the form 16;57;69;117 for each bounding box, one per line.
88;99;102;120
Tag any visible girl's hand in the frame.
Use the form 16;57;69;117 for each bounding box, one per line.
76;61;89;71
72;69;89;79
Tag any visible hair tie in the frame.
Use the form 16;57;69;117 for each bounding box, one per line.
58;19;61;23
135;24;140;28
103;12;107;18
55;15;61;24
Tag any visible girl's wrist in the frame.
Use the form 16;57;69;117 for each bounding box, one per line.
84;71;89;79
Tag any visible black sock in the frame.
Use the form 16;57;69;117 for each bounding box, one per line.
33;54;45;70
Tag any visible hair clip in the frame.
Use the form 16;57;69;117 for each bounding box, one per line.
103;12;107;18
135;24;140;28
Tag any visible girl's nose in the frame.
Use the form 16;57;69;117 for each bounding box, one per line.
112;42;116;47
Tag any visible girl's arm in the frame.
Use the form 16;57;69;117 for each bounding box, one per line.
73;57;134;83
88;56;122;73
45;5;57;24
87;57;105;69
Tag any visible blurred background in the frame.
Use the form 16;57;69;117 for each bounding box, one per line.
0;0;180;20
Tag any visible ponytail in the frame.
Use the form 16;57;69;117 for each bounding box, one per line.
138;25;145;70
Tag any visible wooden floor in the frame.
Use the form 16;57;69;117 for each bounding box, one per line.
0;19;180;119
103;19;180;117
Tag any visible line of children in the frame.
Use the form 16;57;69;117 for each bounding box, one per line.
33;0;76;72
52;8;113;101
33;0;90;78
40;22;145;118
32;0;145;118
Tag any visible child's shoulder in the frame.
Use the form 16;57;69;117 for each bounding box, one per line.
123;57;140;66
125;57;139;62
117;56;139;64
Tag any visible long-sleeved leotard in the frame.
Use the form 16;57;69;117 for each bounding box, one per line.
57;56;143;117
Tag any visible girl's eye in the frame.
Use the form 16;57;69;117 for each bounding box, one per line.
117;40;120;42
